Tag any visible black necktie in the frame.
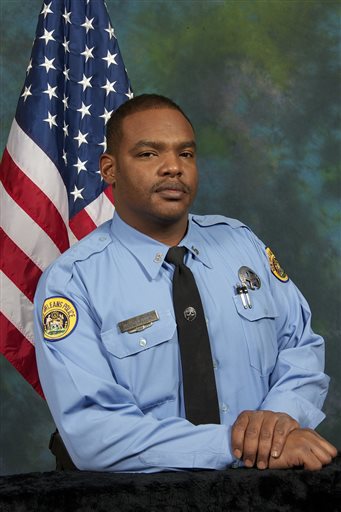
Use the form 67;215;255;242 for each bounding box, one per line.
166;246;220;425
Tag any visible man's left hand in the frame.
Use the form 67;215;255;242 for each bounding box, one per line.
231;410;299;469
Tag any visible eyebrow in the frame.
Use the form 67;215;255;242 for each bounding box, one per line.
131;140;197;151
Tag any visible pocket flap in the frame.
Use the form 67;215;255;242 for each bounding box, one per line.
233;291;278;321
101;310;177;359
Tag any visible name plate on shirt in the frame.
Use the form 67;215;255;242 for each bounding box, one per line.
118;310;159;334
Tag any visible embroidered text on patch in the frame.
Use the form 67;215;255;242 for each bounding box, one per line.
42;297;78;341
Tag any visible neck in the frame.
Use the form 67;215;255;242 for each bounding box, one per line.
146;221;188;246
118;213;189;246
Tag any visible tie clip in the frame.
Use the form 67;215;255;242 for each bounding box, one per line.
118;310;159;334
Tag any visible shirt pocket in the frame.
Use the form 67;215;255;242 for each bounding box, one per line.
233;291;278;376
101;310;179;411
101;309;177;359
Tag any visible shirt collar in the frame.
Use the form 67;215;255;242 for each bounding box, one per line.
181;214;213;269
110;212;212;280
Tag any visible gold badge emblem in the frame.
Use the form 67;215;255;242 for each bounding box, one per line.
42;297;78;341
265;247;289;283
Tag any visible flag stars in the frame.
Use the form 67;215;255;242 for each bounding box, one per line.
63;37;70;53
81;45;95;62
105;23;115;39
77;102;92;119
21;85;32;102
39;28;55;45
43;83;58;100
62;94;69;111
62;7;72;24
63;65;70;80
73;158;88;174
98;136;107;152
40;56;56;73
63;121;69;136
125;87;134;100
62;150;68;164
71;185;85;201
102;79;116;96
26;59;33;75
99;107;113;124
78;74;93;91
102;50;117;67
81;17;95;33
43;111;58;129
74;130;88;147
40;2;53;18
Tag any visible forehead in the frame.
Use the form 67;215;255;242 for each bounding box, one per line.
120;108;195;144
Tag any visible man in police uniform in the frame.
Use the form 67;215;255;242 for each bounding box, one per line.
34;94;337;472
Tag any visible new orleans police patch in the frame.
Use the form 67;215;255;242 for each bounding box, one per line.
42;297;78;341
265;247;289;283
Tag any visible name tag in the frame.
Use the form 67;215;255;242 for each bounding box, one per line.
118;310;159;334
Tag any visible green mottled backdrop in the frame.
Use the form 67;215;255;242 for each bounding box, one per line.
1;0;340;474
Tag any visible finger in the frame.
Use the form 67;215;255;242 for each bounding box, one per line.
231;411;251;459
302;449;324;471
256;414;277;469
302;429;338;459
242;411;264;468
271;414;299;458
310;443;333;467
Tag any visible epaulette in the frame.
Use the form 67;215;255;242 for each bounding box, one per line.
43;221;112;288
191;214;247;230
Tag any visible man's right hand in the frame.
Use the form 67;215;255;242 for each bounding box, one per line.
268;428;338;470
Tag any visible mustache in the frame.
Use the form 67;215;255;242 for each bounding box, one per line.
152;180;190;194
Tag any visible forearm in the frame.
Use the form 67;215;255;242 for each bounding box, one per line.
36;345;233;472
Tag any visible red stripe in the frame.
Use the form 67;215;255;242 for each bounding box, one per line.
0;229;42;302
1;148;69;254
104;185;114;204
0;313;44;398
69;208;97;240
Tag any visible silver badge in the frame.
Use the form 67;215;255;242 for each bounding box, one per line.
184;307;197;321
238;266;261;290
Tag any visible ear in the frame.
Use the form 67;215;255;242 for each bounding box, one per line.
100;153;117;185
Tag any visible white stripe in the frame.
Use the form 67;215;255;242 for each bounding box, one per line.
85;191;115;227
0;183;61;271
68;226;79;246
1;271;35;345
6;119;69;227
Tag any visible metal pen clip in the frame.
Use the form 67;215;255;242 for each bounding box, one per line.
236;284;252;309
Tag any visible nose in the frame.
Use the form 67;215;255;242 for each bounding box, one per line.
158;151;182;177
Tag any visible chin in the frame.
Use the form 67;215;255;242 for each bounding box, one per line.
154;205;190;224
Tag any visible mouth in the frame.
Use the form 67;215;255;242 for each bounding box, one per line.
153;181;189;199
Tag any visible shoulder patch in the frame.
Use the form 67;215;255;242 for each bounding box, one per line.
42;297;78;341
265;247;289;283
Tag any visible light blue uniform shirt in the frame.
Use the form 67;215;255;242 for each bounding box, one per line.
34;213;329;472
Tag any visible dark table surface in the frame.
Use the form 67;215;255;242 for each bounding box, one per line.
1;454;340;512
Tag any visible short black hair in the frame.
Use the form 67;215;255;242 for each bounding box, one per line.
106;94;194;154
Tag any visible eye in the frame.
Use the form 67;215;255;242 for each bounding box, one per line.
180;151;194;158
137;151;157;158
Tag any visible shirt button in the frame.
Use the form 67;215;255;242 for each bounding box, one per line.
220;403;229;413
213;360;218;369
139;338;147;348
153;252;163;263
99;236;107;242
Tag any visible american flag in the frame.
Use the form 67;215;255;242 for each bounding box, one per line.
0;0;132;396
